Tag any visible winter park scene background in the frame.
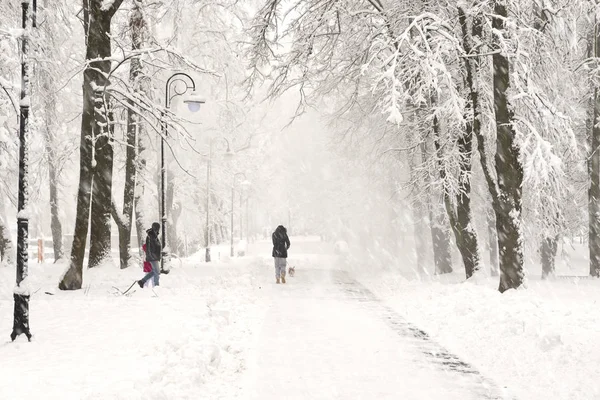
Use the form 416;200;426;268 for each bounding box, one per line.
1;0;600;399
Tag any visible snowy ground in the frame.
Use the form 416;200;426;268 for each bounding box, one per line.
0;255;263;400
1;237;598;399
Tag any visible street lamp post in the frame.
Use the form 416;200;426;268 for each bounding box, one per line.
240;193;243;241
162;72;205;271
230;173;249;257
11;0;37;342
205;137;232;262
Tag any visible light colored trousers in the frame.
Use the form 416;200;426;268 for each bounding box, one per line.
274;257;286;279
141;260;160;286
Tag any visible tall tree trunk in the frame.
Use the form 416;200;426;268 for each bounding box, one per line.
60;0;123;289
408;153;428;273
487;209;499;276
134;130;149;251
432;74;479;278
466;2;524;291
589;17;600;278
41;71;64;262
0;195;13;265
88;105;114;268
490;1;525;292
118;1;148;269
541;235;558;279
421;142;453;275
430;202;453;275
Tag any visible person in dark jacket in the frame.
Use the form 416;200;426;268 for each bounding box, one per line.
138;222;161;288
272;225;290;284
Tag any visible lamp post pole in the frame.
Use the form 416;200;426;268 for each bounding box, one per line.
162;72;203;271
230;172;246;257
246;196;250;242
11;0;36;342
240;193;243;241
205;141;212;262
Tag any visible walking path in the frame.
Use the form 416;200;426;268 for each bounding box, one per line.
243;266;511;399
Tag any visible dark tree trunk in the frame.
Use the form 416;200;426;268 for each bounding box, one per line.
432;77;479;278
589;18;600;278
407;153;428;272
60;0;123;289
48;158;64;261
491;1;525;292
118;1;147;269
41;71;64;262
118;107;136;269
134;130;148;251
464;9;500;278
431;205;453;275
0;213;12;265
88;106;114;268
466;2;524;291
421;142;453;275
541;235;558;279
487;209;499;276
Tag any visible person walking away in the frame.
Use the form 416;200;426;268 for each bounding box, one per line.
272;225;290;284
138;222;161;288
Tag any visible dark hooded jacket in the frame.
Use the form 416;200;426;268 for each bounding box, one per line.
146;224;162;261
272;225;290;258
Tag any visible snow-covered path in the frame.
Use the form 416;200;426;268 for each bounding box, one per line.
244;266;509;400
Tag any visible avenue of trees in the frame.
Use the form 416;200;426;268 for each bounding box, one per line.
1;0;599;293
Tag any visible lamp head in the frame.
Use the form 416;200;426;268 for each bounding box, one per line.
184;91;206;113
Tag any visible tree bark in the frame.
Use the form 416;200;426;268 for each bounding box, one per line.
466;2;524;291
432;76;479;278
541;235;558;279
589;16;600;278
408;153;428;273
421;142;453;275
117;1;148;269
60;0;123;289
88;104;114;268
431;203;453;275
487;209;499;276
0;199;12;265
41;70;64;262
134;129;148;251
491;1;525;292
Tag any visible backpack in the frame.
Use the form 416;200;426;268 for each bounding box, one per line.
142;244;152;272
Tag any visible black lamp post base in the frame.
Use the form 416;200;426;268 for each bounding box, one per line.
160;251;171;274
10;294;32;342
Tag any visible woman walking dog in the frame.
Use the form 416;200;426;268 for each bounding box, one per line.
272;225;290;284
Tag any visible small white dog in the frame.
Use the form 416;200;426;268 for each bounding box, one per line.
288;265;295;277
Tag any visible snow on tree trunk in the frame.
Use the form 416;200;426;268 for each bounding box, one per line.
462;7;502;279
134;131;149;251
421;141;452;275
491;1;525;292
0;197;14;265
118;0;148;269
588;17;600;278
432;86;478;278
88;102;114;268
487;209;499;276
60;0;124;289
